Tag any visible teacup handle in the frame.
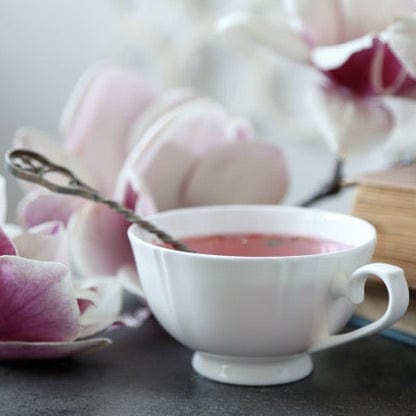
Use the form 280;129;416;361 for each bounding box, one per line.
310;263;409;353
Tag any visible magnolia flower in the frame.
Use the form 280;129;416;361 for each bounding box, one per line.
0;179;123;360
218;0;416;158
16;64;288;295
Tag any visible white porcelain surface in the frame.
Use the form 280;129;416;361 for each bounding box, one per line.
128;205;409;386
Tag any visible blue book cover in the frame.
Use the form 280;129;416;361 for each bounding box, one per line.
349;315;416;347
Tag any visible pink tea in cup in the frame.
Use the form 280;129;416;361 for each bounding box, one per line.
161;233;350;257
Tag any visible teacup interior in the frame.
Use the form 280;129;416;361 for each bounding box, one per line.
132;205;375;253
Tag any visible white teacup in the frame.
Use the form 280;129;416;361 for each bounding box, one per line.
128;205;409;386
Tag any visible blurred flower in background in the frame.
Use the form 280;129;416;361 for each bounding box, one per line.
109;0;322;142
218;0;416;160
15;64;288;296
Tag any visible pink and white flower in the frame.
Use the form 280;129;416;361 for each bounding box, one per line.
218;1;416;157
0;179;123;360
16;64;288;294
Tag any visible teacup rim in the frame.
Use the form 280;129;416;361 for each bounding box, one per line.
128;204;377;261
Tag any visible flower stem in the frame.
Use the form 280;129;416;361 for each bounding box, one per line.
299;158;344;207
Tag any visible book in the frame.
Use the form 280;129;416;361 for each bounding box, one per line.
350;163;416;289
349;163;416;345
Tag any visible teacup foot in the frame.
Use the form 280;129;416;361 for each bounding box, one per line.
192;352;313;386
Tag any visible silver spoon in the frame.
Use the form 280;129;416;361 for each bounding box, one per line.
5;149;193;253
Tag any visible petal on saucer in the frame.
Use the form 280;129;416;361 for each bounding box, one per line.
0;256;80;342
0;338;111;360
77;278;123;338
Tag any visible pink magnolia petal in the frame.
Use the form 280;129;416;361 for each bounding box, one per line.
309;84;394;157
217;11;310;62
127;88;198;151
0;338;111;361
17;190;84;228
68;202;134;277
13;128;94;190
12;221;70;266
77;278;123;338
119;98;254;211
386;16;416;78
321;37;416;96
183;141;288;207
0;227;17;256
63;65;157;196
0;256;80;342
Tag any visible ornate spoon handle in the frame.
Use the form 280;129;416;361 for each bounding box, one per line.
5;149;194;253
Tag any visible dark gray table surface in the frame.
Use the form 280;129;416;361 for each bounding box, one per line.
1;313;415;416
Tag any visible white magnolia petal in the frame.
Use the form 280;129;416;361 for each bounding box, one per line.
286;0;415;45
385;16;416;78
77;278;123;339
309;84;394;158
125;99;254;211
217;11;310;62
2;223;24;240
12;221;70;266
68;202;134;277
62;65;157;196
340;0;415;42
17;190;84;229
127;88;198;151
183;141;288;206
382;96;416;156
312;35;374;71
0;338;111;360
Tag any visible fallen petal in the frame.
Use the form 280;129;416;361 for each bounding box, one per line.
68;202;134;277
111;307;151;330
0;338;111;360
77;277;123;338
183;141;288;206
0;256;80;342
